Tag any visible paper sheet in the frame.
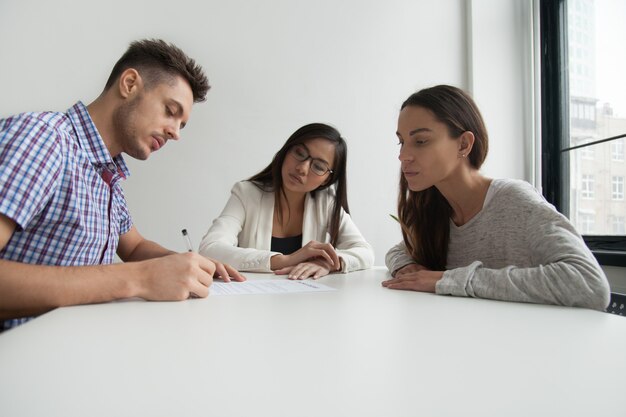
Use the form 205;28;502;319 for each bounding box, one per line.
210;279;336;296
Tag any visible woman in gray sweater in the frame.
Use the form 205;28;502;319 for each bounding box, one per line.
383;85;610;310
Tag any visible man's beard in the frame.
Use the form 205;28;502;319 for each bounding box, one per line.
112;94;148;160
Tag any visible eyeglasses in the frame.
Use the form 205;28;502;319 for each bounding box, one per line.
288;145;334;176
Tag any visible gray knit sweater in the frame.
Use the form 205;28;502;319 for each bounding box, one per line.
385;179;610;310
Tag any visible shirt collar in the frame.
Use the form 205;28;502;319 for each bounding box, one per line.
67;101;130;179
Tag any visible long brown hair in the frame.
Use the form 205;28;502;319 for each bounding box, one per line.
248;123;349;246
398;85;489;270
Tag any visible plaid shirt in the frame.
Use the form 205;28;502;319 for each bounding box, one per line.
0;102;132;331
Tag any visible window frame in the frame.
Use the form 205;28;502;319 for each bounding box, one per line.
540;0;626;266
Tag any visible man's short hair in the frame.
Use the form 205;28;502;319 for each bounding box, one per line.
104;39;210;103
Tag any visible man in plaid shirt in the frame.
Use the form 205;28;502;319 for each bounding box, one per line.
0;39;244;331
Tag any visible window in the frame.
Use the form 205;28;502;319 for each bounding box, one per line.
581;146;594;159
579;212;595;234
611;139;624;161
577;137;595;159
612;176;624;200
581;174;594;199
541;0;626;265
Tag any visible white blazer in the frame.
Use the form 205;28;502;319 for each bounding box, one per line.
199;181;374;272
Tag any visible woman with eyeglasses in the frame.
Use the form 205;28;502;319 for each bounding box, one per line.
382;85;610;310
199;123;374;279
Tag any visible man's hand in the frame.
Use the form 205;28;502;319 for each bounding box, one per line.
137;252;217;300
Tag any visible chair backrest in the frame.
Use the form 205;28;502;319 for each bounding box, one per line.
607;292;626;316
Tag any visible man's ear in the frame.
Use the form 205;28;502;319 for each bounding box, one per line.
118;68;142;99
458;131;475;158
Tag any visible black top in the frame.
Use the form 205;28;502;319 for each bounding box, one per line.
271;234;303;255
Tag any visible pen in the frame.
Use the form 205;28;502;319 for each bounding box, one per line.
181;229;194;252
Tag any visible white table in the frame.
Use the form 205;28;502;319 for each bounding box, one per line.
1;267;625;417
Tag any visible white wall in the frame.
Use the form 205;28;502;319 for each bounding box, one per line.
0;0;530;265
468;0;534;181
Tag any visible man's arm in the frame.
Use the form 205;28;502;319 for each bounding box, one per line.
117;226;246;282
0;214;215;322
117;226;174;261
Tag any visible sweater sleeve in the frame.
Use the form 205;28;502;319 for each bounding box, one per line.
436;185;610;311
334;210;375;272
198;183;278;272
385;241;417;276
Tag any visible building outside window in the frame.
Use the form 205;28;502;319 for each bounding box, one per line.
566;0;626;237
542;0;626;263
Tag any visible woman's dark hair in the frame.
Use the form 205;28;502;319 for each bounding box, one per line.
249;123;349;246
104;38;210;103
398;85;489;270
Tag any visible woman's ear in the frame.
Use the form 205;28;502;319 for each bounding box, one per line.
317;175;334;190
458;131;475;158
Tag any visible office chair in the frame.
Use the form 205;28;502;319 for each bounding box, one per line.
606;292;626;316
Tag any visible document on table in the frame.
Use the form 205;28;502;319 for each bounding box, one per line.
210;279;336;296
